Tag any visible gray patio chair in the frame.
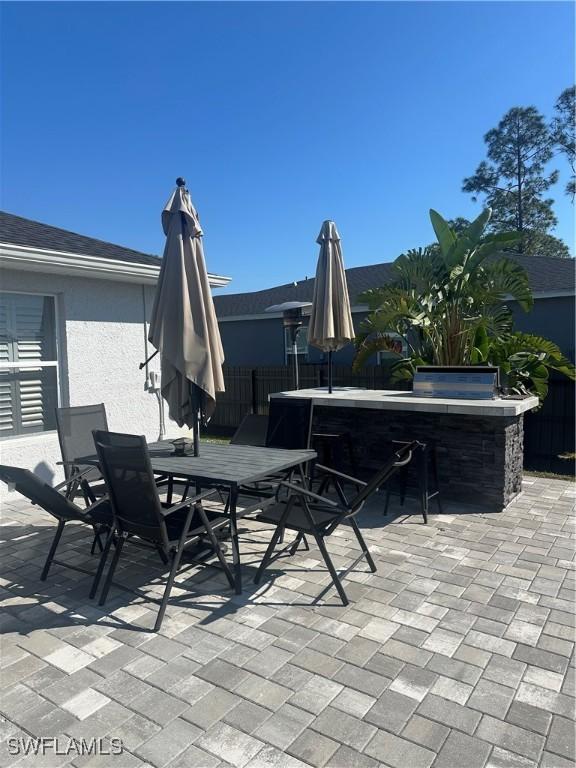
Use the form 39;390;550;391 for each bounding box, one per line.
230;399;313;451
231;401;314;551
230;414;268;447
254;441;420;605
56;403;109;505
266;398;313;450
0;464;112;588
92;430;234;632
56;403;178;509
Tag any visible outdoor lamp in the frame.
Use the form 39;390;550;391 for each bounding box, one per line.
265;301;312;390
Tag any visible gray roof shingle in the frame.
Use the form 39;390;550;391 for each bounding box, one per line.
214;254;575;317
0;210;162;266
2;210;572;308
212;262;396;317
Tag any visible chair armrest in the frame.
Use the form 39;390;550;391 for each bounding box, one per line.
84;496;111;515
391;439;425;449
237;496;278;517
278;480;340;508
161;489;220;517
53;466;96;491
314;464;368;487
393;451;415;468
57;460;98;470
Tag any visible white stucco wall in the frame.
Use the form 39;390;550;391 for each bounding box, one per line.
0;268;189;497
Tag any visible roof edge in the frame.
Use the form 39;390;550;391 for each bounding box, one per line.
217;304;370;321
216;291;574;321
0;243;231;288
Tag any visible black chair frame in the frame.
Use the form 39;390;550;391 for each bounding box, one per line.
92;430;235;632
230;414;269;447
56;403;109;506
231;400;315;526
254;442;420;605
383;440;442;523
0;464;112;588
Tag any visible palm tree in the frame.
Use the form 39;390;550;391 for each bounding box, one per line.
353;209;574;399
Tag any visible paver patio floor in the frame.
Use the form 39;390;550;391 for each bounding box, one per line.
0;476;574;768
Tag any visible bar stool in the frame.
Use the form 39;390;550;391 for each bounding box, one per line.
383;441;442;524
311;431;357;489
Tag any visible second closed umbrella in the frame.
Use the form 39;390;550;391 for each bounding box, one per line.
307;220;354;392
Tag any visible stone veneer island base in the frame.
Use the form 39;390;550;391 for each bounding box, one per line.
270;388;539;511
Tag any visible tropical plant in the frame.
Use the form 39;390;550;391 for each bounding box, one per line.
489;333;574;401
353;209;575;402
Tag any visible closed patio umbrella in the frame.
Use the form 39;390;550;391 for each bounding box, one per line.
307;220;354;393
147;178;225;455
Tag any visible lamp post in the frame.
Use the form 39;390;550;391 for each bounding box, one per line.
265;301;312;390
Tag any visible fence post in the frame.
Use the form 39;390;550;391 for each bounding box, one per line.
251;369;258;414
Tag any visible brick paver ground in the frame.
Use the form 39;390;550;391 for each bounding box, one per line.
0;475;574;767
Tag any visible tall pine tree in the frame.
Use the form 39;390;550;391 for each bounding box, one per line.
551;86;575;198
463;106;569;258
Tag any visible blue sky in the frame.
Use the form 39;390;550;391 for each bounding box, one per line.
2;1;574;294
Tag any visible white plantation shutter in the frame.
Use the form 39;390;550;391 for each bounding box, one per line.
14;296;56;363
0;372;13;435
0;301;14;434
0;300;10;364
0;293;58;436
20;370;46;430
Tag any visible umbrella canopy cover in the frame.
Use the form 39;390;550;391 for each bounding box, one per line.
148;185;225;427
307;220;354;352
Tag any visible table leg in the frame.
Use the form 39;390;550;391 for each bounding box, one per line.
229;486;242;594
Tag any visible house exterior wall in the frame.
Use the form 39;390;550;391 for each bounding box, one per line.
511;296;575;359
218;313;365;367
218;318;287;366
0;268;187;497
217;296;574;367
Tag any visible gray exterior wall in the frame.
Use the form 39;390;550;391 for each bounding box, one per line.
217;296;575;367
218;313;366;367
510;296;574;359
219;318;287;366
0;268;189;499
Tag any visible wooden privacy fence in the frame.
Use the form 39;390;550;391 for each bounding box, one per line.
210;364;575;474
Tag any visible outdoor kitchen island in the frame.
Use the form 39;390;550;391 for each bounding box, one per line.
270;388;539;511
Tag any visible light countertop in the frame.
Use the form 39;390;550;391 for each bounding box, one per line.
270;387;539;417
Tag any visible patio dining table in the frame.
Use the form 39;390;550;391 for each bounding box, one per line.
76;441;316;594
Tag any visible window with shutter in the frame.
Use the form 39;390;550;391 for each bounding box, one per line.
0;293;59;437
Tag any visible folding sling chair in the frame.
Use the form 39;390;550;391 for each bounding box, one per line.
0;464;112;587
92;430;234;632
254;441;420;605
230;414;269;447
232;398;314;500
56;403;109;505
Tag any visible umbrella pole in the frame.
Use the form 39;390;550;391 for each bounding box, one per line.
328;351;333;394
157;390;167;441
292;339;299;390
193;409;200;457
